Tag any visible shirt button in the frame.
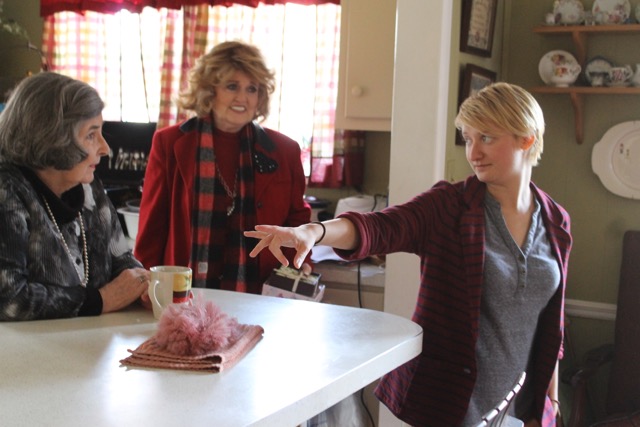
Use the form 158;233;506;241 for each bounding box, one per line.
256;202;263;208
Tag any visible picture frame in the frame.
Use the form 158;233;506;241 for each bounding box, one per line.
460;0;497;58
456;64;497;146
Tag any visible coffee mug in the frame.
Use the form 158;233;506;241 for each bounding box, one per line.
149;266;193;319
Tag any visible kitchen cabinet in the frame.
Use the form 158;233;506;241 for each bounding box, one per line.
335;0;396;131
531;24;640;144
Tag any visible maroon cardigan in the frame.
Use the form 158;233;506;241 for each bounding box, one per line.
135;120;311;287
337;176;572;427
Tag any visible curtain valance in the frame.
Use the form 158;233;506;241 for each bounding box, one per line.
40;0;339;16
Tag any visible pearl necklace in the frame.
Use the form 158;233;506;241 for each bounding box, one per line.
43;197;89;287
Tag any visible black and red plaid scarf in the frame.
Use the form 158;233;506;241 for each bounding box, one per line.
190;116;259;292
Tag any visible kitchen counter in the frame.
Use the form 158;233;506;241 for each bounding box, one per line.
312;259;386;424
0;289;421;427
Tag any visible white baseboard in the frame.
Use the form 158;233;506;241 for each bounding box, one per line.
565;298;617;321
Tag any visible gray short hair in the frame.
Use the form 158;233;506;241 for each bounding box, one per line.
0;72;105;170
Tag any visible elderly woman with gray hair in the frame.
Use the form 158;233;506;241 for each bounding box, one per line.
0;72;149;321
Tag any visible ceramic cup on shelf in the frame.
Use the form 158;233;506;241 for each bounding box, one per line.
594;11;607;24
149;266;193;319
631;64;640;87
550;63;581;87
587;71;608;87
584;11;596;25
545;12;557;25
607;66;633;86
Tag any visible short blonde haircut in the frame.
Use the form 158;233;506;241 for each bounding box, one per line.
178;40;275;121
455;82;545;166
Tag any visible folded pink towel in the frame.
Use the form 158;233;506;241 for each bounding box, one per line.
120;323;264;373
120;300;264;373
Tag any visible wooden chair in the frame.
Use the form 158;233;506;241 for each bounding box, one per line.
475;372;526;427
563;230;640;427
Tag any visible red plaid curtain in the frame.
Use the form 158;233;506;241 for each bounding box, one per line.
41;0;339;16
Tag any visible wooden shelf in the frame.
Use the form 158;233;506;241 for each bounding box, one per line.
531;86;640;95
532;25;640;144
531;86;640;144
533;24;640;65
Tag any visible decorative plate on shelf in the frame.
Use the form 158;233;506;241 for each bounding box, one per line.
554;0;585;24
592;121;640;199
584;56;614;84
592;0;631;24
538;50;579;85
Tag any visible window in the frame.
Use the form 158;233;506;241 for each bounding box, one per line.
42;4;340;178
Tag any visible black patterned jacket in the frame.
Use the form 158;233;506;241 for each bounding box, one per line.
0;163;142;320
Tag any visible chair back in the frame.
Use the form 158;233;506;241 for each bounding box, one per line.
475;372;526;427
606;230;640;414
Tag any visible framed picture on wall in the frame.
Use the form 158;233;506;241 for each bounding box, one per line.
460;0;497;57
456;64;497;146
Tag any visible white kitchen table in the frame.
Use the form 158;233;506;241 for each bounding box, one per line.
0;289;422;427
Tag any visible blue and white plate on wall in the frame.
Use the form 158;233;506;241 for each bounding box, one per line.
592;121;640;199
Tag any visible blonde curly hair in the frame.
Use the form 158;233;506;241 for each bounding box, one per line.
178;40;275;122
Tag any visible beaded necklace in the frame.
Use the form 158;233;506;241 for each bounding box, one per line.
43;197;89;287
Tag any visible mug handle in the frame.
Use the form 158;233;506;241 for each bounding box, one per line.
149;279;164;311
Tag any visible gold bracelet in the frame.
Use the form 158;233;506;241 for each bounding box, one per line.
311;221;326;245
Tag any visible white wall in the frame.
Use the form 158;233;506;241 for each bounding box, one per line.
379;0;452;425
